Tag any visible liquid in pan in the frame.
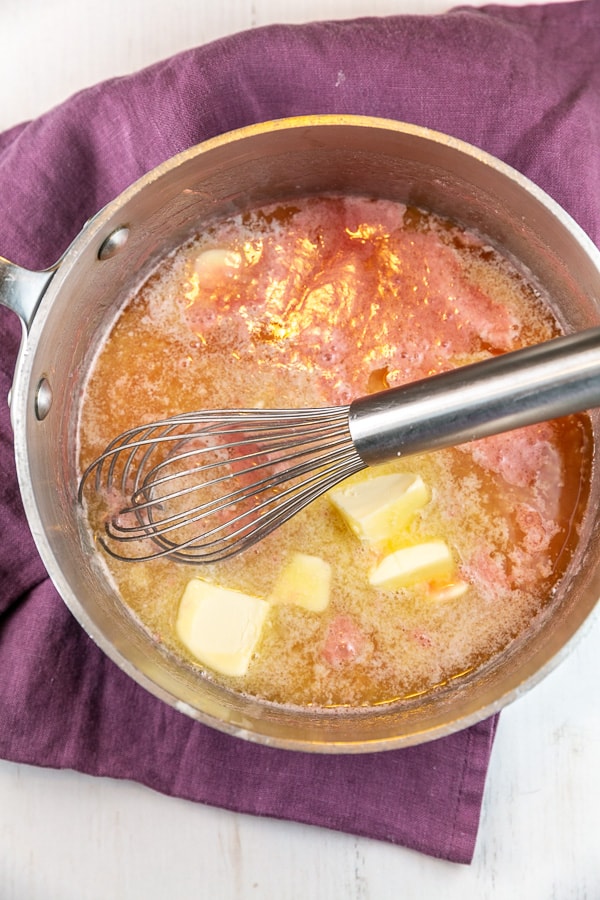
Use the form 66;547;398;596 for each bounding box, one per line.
77;196;592;708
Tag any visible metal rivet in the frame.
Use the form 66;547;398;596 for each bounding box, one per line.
98;225;130;260
35;377;53;421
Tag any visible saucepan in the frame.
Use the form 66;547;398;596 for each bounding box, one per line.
2;115;600;751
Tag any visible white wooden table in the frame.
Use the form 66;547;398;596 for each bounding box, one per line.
2;1;598;897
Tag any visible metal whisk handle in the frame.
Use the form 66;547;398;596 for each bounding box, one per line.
349;327;600;466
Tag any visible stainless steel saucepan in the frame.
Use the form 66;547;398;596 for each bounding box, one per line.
2;115;600;751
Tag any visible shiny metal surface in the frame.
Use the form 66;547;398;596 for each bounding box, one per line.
79;329;600;564
96;225;130;260
78;405;363;563
3;116;600;751
0;257;55;331
350;328;600;463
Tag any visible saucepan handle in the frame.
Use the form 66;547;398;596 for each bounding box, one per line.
0;256;56;332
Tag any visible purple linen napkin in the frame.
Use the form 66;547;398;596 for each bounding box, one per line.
0;0;598;865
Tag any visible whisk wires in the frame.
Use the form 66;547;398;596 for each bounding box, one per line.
78;407;365;563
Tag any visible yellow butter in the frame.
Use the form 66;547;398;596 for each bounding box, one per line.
175;578;269;677
427;580;469;602
269;552;332;612
329;473;428;544
369;539;454;590
194;247;242;281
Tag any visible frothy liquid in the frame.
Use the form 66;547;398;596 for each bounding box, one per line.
78;197;592;708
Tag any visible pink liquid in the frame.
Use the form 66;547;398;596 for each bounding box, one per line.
78;198;592;708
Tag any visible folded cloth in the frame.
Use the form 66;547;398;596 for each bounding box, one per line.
0;0;598;865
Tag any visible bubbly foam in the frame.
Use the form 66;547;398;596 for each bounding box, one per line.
78;197;592;708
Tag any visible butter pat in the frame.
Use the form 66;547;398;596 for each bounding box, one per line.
428;580;469;602
369;540;454;590
269;552;332;612
176;578;269;677
194;248;242;282
329;473;428;544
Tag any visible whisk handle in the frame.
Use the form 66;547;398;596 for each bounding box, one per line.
348;327;600;466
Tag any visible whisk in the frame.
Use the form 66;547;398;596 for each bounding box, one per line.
78;327;600;564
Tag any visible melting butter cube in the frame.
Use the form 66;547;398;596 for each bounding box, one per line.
329;473;428;544
428;580;469;602
175;578;269;677
194;248;242;282
270;552;332;612
369;540;454;590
